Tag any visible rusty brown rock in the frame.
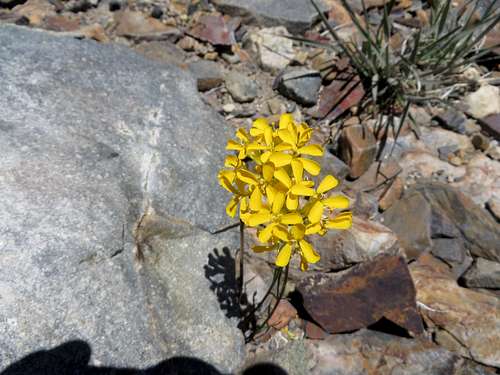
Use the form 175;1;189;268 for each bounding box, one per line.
43;14;80;31
311;77;364;121
115;10;179;40
298;254;423;336
410;254;500;367
303;320;329;340
339;124;377;178
268;299;298;330
188;14;237;46
379;175;404;210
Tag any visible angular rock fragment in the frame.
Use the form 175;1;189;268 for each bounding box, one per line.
188;14;237;46
188;60;225;92
212;0;328;34
435;109;467;134
465;84;500;119
298;255;423;336
383;183;500;262
307;329;483;375
462;258;500;289
311;77;365;120
248;26;295;72
310;217;398;271
276;68;322;107
339;125;377;178
410;254;500;367
115;10;181;40
479;113;500;141
225;70;258;103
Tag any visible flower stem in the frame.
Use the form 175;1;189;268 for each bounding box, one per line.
238;220;245;303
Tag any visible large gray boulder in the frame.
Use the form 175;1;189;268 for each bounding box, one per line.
212;0;328;34
0;25;243;371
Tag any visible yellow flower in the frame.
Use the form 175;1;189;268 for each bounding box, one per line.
305;175;350;224
219;113;353;271
226;128;266;160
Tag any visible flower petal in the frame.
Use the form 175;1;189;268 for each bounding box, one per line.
250;188;263;211
261;151;272;163
264;126;273;146
275;143;294;152
274;168;292;189
258;223;276;243
308;200;324;224
275;243;292;267
279;113;294;130
226;197;239;217
280;213;303;225
236;128;249;143
252;118;269;131
272;224;289;242
298;144;323;156
247;142;268;151
269;152;292;167
218;174;237;193
248;211;272;226
266;185;277;205
322;195;349;209
262;163;275;182
305;222;322;235
291;159;304;183
299;240;320;264
224;155;239;168
226;139;243;151
290;183;315;196
286;193;299;211
325;212;353;229
317;175;339;194
291;224;305;240
236;169;259;185
272;191;286;214
298;157;321;176
278;129;296;147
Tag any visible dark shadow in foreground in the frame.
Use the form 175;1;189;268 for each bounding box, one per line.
1;340;287;375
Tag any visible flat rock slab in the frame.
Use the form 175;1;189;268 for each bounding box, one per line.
212;0;328;34
298;255;423;335
0;25;243;371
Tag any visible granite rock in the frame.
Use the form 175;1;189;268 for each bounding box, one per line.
0;25;243;371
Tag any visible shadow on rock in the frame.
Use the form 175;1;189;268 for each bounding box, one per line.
0;340;216;375
204;247;259;334
1;340;288;375
204;247;241;319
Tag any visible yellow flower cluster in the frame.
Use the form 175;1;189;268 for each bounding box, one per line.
218;114;352;271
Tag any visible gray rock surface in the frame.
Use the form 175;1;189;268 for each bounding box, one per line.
225;70;259;103
0;25;243;371
383;182;500;262
212;0;327;34
462;258;500;289
188;60;225;92
276;68;322;107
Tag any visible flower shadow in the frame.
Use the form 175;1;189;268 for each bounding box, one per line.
204;247;257;334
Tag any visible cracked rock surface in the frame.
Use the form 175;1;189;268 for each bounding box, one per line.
0;25;243;371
